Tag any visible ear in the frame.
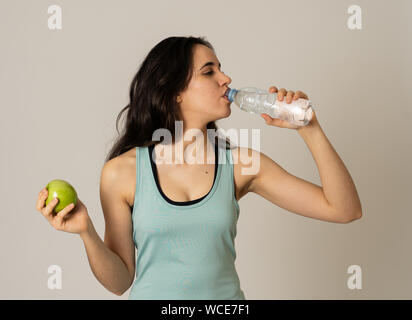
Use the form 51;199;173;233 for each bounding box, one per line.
176;96;182;103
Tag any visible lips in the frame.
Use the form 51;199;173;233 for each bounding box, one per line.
222;95;230;102
221;88;231;102
222;88;229;97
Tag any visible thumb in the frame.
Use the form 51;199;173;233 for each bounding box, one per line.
261;113;277;125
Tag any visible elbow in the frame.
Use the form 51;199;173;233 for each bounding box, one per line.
113;275;134;296
114;290;125;296
341;210;362;224
113;286;130;296
111;286;126;296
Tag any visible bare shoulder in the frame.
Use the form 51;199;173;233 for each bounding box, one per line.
101;148;137;207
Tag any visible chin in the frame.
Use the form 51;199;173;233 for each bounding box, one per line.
209;103;231;121
217;108;231;120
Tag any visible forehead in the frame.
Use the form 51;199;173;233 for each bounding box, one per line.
192;44;218;66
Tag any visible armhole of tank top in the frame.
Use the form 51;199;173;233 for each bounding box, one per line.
228;147;240;215
131;147;141;220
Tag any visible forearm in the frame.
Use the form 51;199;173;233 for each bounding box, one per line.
297;116;362;220
80;220;133;295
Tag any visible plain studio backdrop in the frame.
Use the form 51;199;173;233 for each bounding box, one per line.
0;0;411;299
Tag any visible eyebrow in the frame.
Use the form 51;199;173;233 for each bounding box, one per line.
199;61;221;71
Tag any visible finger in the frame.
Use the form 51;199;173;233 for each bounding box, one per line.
293;90;308;100
262;113;284;127
285;90;295;104
268;86;278;93
261;113;271;124
261;113;271;121
36;187;48;211
37;187;46;197
42;197;59;219
54;203;76;229
278;88;287;101
261;113;276;123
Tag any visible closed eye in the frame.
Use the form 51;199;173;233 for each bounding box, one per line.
204;69;224;76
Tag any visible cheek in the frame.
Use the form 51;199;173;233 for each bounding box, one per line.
194;91;220;109
183;83;224;112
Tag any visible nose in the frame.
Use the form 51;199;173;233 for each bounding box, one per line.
219;71;231;87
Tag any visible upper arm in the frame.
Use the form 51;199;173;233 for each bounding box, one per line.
246;149;345;223
99;158;136;281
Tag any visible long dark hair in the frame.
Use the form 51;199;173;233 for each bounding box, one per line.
105;36;233;163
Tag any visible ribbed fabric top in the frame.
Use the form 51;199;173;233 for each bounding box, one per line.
129;141;245;300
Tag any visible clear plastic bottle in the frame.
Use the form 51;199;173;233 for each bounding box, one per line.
224;87;314;126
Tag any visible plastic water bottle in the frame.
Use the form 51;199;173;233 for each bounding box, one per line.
224;87;314;126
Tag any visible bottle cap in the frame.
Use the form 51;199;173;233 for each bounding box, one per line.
225;88;238;103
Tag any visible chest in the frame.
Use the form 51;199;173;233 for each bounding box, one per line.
124;149;252;207
155;162;217;202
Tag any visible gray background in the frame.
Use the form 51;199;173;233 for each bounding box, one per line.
1;0;411;299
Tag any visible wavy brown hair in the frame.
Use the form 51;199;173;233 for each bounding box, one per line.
105;36;232;163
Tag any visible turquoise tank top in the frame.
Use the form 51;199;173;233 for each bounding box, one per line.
129;141;245;300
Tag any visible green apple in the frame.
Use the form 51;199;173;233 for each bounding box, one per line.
45;179;78;214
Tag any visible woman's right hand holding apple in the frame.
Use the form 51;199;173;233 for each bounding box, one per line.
36;187;92;236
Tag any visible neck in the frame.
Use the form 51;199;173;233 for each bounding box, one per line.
155;121;216;165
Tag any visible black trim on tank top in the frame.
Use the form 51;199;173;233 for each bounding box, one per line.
147;142;219;206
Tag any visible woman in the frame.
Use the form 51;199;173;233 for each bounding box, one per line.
35;36;362;300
